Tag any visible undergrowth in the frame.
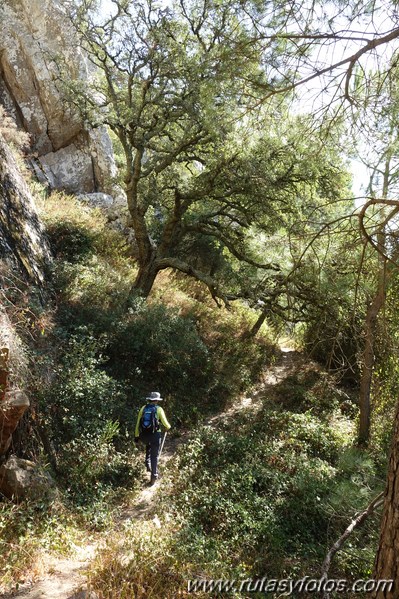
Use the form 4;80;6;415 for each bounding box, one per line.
0;497;85;591
1;192;391;597
86;363;385;599
1;191;275;590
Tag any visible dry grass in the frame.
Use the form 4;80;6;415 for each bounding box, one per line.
86;520;200;599
0;107;30;151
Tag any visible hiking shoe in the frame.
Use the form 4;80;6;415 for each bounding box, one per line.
150;475;158;485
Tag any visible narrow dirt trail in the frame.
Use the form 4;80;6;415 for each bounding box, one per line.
2;349;301;599
113;432;186;524
1;436;187;599
206;347;300;427
0;437;183;599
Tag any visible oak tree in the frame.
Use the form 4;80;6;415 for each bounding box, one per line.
61;0;349;305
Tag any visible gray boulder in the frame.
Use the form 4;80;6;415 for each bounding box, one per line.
77;193;115;210
0;455;56;501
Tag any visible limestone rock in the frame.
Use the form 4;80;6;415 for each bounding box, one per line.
77;192;115;210
0;343;29;459
0;132;51;283
0;390;30;455
39;145;96;194
0;455;56;501
0;314;30;400
0;0;82;154
0;0;117;194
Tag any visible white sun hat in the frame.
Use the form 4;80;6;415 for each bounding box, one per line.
146;391;163;401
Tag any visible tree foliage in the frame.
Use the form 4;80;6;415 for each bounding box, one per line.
59;0;351;310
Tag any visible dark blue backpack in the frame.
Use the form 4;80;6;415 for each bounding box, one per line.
140;404;159;434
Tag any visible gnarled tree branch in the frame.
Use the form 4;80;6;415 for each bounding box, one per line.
320;492;384;599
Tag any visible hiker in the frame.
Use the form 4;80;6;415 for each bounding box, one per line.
135;391;171;485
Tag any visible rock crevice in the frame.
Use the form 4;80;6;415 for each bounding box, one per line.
0;132;51;283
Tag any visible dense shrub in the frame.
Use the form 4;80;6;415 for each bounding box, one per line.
35;333;142;516
110;314;211;424
87;371;383;598
41;194;135;332
33;193;275;515
153;371;383;590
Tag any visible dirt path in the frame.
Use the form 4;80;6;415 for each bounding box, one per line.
113;432;186;524
206;347;300;427
2;349;300;599
1;550;97;599
1;435;185;599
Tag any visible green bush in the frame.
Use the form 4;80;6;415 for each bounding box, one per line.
160;392;379;587
42;193;136;332
106;301;214;425
38;333;128;441
46;219;96;262
36;333;141;517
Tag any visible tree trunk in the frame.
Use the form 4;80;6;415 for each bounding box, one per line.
358;283;385;446
358;165;390;446
131;262;160;299
243;308;268;339
371;398;399;598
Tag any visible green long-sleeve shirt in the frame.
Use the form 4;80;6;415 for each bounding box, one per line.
135;403;171;437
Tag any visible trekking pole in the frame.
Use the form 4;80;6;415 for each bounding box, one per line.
159;431;167;459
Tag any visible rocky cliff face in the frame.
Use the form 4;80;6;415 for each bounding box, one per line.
0;129;52;486
0;0;120;498
0;133;51;284
0;0;117;194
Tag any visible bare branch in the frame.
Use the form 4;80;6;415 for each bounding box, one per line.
320;492;384;599
257;27;399;103
359;198;399;267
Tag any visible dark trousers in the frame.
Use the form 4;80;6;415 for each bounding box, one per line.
140;431;162;477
